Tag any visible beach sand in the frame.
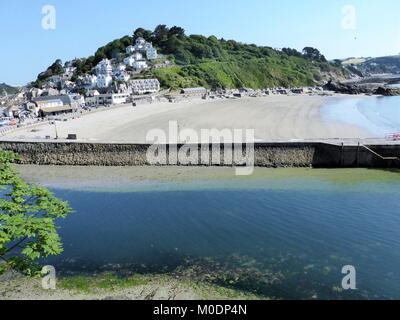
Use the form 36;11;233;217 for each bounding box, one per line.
3;95;371;143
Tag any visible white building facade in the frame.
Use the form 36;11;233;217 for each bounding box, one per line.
95;59;113;76
114;72;130;82
82;75;98;89
146;47;158;60
96;93;130;105
96;74;113;88
130;79;160;95
133;60;148;71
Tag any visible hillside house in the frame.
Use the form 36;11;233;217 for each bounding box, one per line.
95;59;113;76
124;56;136;67
115;72;130;82
130;79;160;95
133;60;148;71
133;37;147;51
124;52;144;67
96;74;113;88
82;75;98;89
146;47;158;60
126;45;136;55
113;64;126;73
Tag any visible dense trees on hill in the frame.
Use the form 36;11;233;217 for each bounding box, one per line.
302;47;327;62
37;59;64;81
34;25;347;89
32;59;65;88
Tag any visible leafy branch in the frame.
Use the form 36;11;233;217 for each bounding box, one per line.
0;150;72;275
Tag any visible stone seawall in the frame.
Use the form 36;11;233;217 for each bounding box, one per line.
0;141;399;168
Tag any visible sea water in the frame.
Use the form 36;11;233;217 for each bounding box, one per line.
322;96;400;138
35;168;400;300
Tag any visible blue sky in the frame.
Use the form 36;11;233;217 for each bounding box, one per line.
1;0;400;85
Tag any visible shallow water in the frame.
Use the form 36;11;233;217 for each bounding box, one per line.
389;83;400;88
28;167;400;300
322;96;400;137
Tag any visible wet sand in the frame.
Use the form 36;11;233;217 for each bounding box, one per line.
15;165;400;192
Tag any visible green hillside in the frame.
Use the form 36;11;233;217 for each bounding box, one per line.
152;54;333;90
70;25;349;90
342;55;400;76
0;83;19;95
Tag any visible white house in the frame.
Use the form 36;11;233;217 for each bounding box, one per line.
63;66;76;80
146;47;158;60
96;93;130;106
124;56;136;67
126;45;136;54
124;52;144;67
132;52;143;60
134;37;147;51
130;79;160;95
82;75;98;89
85;90;100;107
95;59;113;76
133;60;148;71
114;72;130;82
69;94;85;107
113;64;126;73
96;74;113;88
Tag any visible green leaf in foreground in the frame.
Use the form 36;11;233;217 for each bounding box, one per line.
0;150;72;275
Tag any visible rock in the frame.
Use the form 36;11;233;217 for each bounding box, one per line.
324;80;400;96
323;81;361;94
374;86;400;96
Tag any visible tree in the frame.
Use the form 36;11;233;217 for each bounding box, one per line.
302;47;327;62
165;35;179;54
133;28;152;42
0;150;72;275
169;26;185;38
282;48;302;57
153;24;170;44
37;59;65;82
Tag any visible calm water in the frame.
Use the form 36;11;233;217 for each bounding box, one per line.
322;96;400;137
42;170;400;300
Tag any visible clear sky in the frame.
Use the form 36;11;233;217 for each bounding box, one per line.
1;0;400;85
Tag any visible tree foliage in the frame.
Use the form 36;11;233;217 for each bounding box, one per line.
0;150;72;275
37;59;64;82
302;47;327;62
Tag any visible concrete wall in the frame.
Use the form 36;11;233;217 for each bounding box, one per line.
0;141;399;168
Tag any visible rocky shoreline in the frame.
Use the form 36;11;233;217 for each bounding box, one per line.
0;270;262;301
324;80;400;96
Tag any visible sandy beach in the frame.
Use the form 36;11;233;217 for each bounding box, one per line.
2;95;371;143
